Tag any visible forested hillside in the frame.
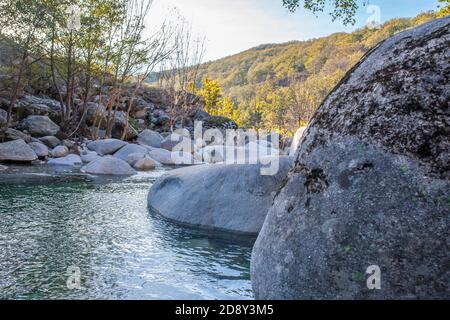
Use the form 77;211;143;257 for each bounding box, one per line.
192;12;440;135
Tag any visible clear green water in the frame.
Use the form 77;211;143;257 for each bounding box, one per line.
0;166;254;300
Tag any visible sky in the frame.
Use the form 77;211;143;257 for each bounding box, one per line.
150;0;441;62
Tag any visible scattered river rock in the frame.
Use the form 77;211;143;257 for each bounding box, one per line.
51;146;69;158
134;157;157;171
39;136;61;148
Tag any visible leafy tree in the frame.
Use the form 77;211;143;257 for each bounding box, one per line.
198;78;222;115
0;0;48;128
438;0;450;16
281;0;369;25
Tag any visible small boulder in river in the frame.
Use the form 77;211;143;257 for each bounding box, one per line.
19;115;60;137
251;17;450;300
134;157;157;171
28;142;49;158
0;164;7;171
0;139;38;162
148;148;176;165
80;151;101;163
87;139;127;156
127;153;148;167
81;156;136;176
48;154;82;167
51;146;69;158
148;157;293;234
137;129;163;148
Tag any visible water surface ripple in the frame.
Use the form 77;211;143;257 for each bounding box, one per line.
0;166;254;300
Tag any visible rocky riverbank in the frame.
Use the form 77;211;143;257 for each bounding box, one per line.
0;125;294;176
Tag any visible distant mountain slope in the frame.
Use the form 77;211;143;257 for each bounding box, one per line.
155;12;440;135
197;12;437;94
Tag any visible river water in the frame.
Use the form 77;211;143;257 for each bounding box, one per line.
0;166;254;300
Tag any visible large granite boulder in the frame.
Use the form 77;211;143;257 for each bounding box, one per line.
87;139;127;156
148;157;293;235
81;156;136;176
251;17;450;300
0;139;38;162
20;115;60;137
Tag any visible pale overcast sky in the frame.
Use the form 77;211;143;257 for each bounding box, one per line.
150;0;440;62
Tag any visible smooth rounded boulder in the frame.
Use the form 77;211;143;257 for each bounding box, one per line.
134;157;157;171
48;154;82;167
51;146;69;158
251;17;450;300
0;139;38;162
137;129;163;148
87;139;127;156
148;156;293;235
113;144;148;161
82;156;136;176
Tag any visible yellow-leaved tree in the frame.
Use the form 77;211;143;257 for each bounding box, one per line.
438;0;450;16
